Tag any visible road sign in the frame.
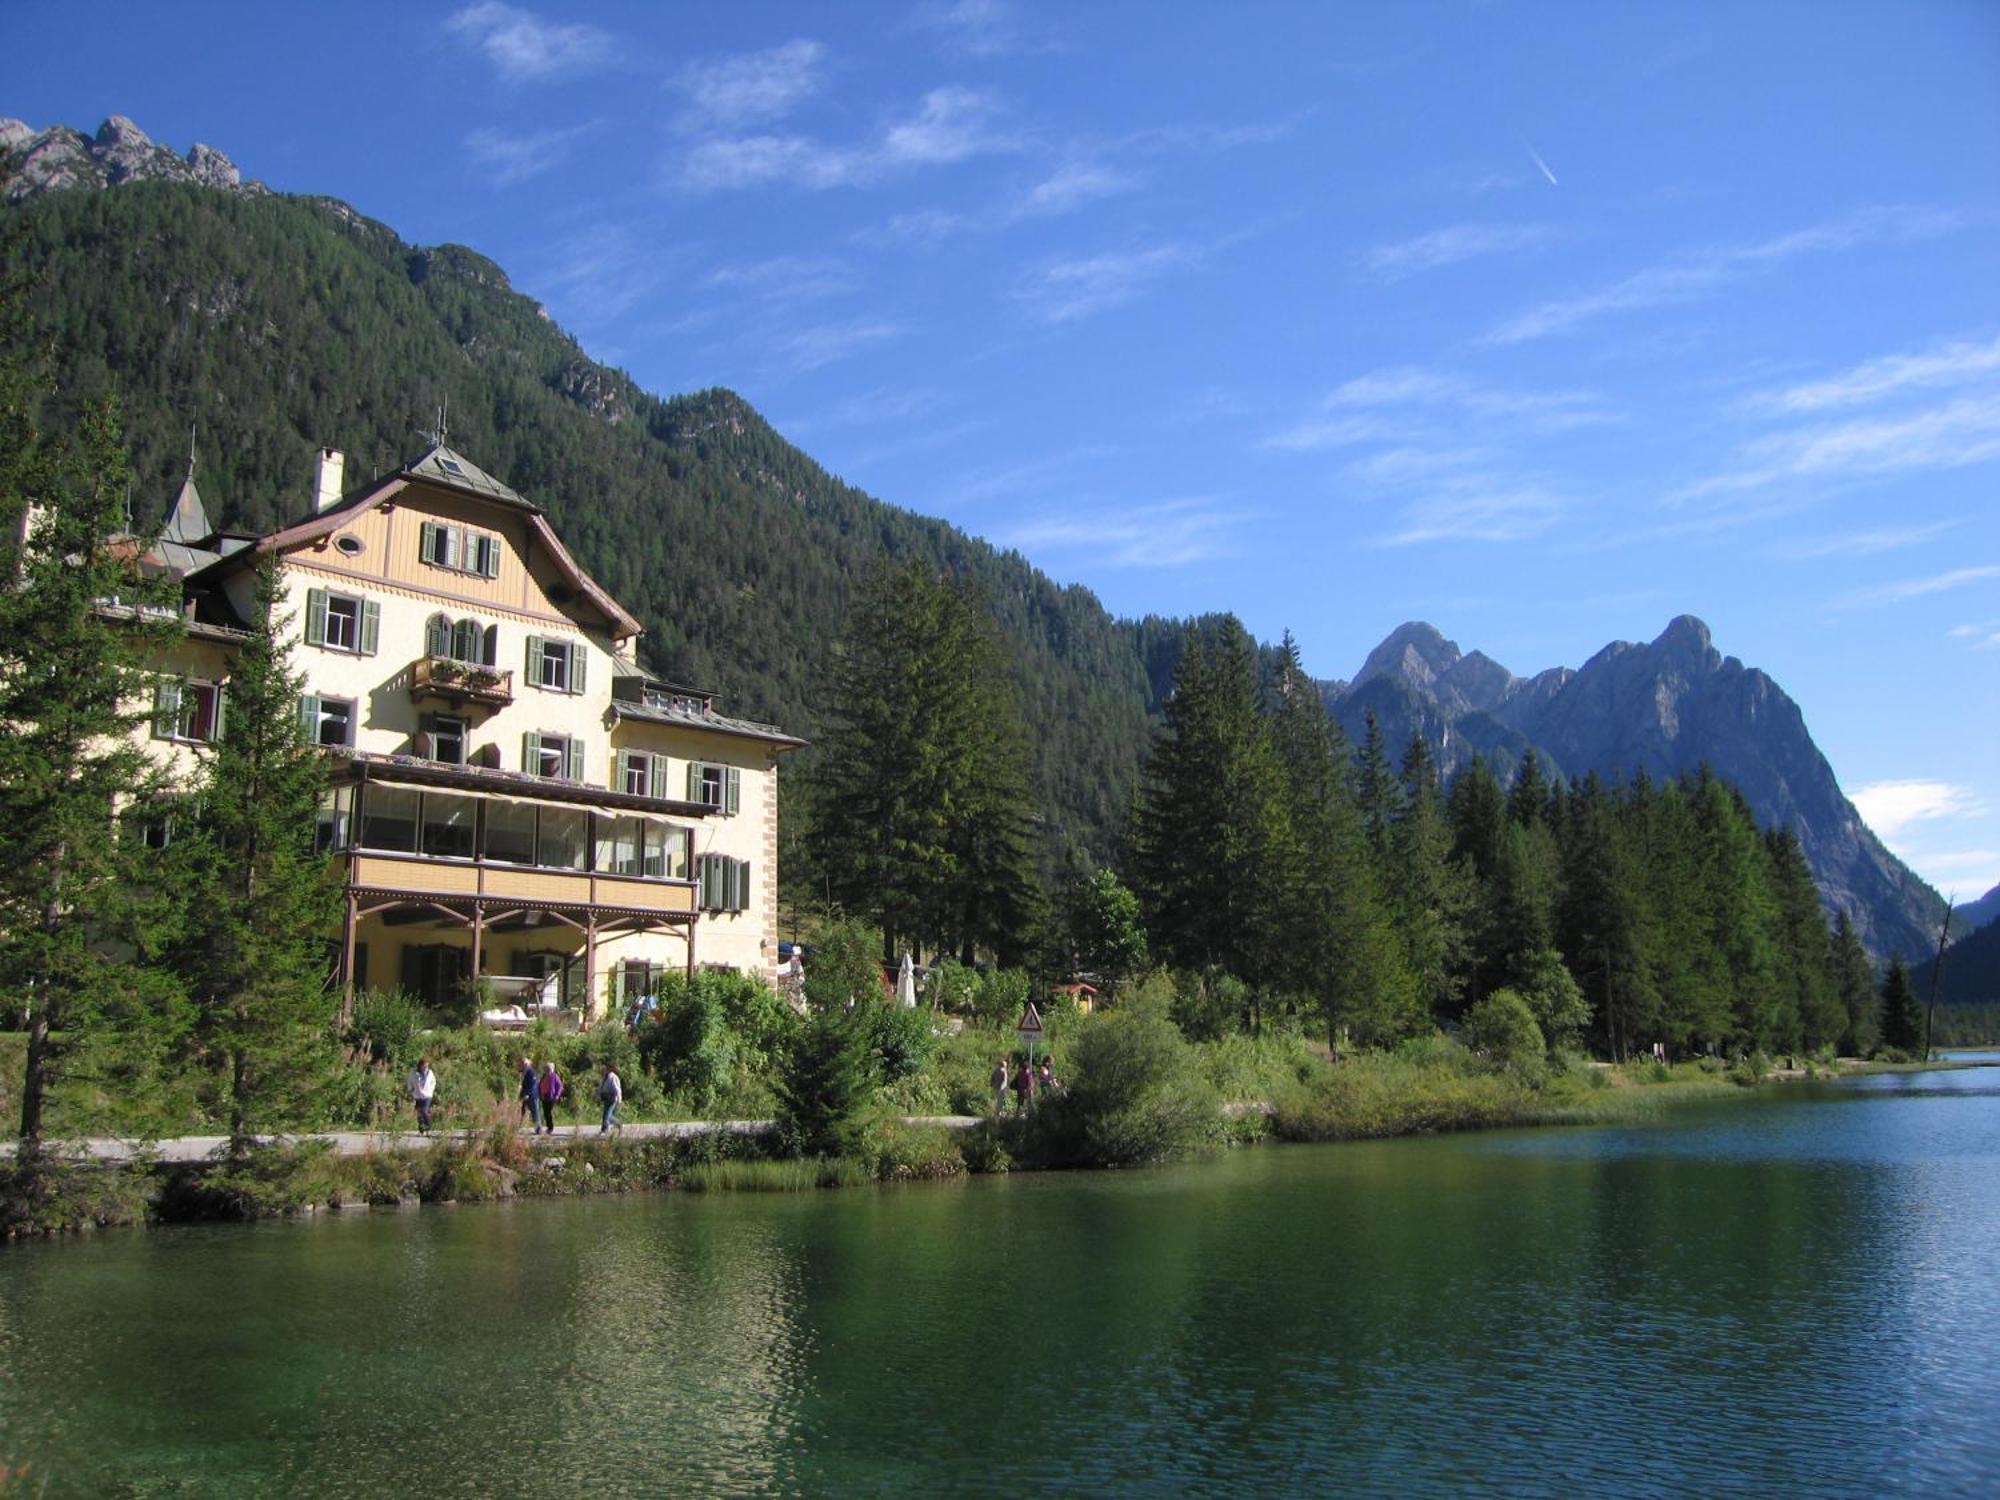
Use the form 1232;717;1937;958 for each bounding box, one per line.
1015;1002;1044;1046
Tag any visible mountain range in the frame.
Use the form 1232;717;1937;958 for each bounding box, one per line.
0;115;1959;965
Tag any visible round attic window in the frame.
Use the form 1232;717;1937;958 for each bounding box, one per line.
334;535;365;557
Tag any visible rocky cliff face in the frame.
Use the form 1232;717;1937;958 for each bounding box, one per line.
1;116;263;204
1327;615;1945;963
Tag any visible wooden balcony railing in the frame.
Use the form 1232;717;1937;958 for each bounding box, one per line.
410;655;514;709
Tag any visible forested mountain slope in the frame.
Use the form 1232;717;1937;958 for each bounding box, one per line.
2;123;1944;957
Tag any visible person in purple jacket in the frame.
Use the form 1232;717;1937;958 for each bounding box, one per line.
537;1059;566;1133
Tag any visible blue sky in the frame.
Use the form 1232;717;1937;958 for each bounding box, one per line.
7;0;1999;899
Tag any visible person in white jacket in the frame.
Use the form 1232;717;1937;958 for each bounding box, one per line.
408;1057;438;1133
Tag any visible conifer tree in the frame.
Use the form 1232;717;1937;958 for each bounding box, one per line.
1353;709;1399;857
1830;910;1878;1057
1384;733;1474;1023
1877;958;1923;1055
0;340;188;1163
1131;617;1288;986
1268;637;1419;1045
174;561;341;1150
1763;828;1842;1055
1506;750;1551;828
1557;773;1657;1059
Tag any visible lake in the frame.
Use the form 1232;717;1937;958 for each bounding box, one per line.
2;1063;1997;1496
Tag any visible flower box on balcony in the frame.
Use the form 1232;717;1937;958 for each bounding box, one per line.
411;655;514;708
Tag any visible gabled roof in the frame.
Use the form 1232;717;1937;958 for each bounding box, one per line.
190;445;643;641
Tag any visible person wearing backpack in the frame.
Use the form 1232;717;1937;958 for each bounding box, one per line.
599;1066;623;1133
537;1059;566;1134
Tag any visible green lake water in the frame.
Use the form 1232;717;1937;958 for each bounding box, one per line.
3;1064;1998;1496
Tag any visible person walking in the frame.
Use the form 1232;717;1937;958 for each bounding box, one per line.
537;1058;566;1134
1012;1058;1035;1114
991;1056;1011;1116
1037;1057;1057;1100
599;1066;623;1133
517;1056;539;1126
408;1056;438;1134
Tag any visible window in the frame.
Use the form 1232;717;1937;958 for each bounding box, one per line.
419;520;502;579
420;792;477;860
425;613;498;667
358;785;419;852
593;817;687;879
315;787;354;853
523;731;583;782
687;761;741;815
537;806;588;870
400;944;469;1009
616;960;662;1003
304;588;379;656
697;853;751;912
299;694;356;748
152;678;223;744
617;750;670;798
423;714;468;766
484;800;537;865
123;797;191;850
526;635;587;694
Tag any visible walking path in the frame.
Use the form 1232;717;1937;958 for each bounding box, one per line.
3;1116;985;1164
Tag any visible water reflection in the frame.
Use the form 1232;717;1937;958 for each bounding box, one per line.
2;1071;1997;1495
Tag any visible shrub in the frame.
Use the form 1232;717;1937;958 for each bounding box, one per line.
864;1118;966;1180
971;967;1030;1029
1465;990;1546;1080
804;920;884;1013
775;1008;874;1158
1042;995;1221;1166
1729;1050;1769;1087
346;990;424;1069
925;960;979;1016
641;985;737;1113
1169;968;1251;1042
867;1002;937;1083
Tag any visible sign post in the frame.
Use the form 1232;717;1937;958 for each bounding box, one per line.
1015;1001;1044;1071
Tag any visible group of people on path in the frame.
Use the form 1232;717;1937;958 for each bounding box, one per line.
518;1056;623;1134
401;1056;623;1135
991;1055;1059;1116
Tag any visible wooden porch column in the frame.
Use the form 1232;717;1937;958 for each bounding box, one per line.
686;914;698;979
470;901;485;991
583;913;598;1022
339;888;359;1029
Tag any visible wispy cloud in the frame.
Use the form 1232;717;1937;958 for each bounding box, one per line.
1948;619;2000;651
909;0;1064;58
673;40;827;130
447;3;613;81
768;319;904;375
1361;223;1560;282
1840;564;2000;609
1755;333;2000;414
1004;497;1242;567
1266;366;1609;450
1782;520;1962;558
1372;482;1568;547
679;86;1012;191
1018;160;1139;217
1850;779;1988;839
532;224;687;326
703;255;856;304
1015;244;1197;324
464;123;597;185
785;386;950;434
1685;393;2000;498
937;445;1118;511
1483;206;1961;346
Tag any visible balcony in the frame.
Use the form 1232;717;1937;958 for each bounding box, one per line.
410;655;513;710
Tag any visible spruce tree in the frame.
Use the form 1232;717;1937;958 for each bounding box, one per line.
1830;911;1878;1057
174;561;341;1150
1131;617;1288;988
0;346;189;1163
1877;958;1923;1055
1384;733;1475;1024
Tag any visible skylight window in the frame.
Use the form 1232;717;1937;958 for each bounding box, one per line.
438;457;466;477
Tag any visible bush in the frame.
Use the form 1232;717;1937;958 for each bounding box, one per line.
867;1003;937;1083
804;920;884;1013
863;1118;966;1180
347;990;425;1069
926;960;979;1016
1041;995;1222;1166
775;1009;874;1158
640;985;737;1112
1729;1050;1770;1087
1465;990;1546;1080
970;967;1030;1029
1169;968;1252;1042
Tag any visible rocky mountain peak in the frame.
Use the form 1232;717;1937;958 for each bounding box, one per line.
1356;621;1461;693
2;114;263;205
1653;613;1719;670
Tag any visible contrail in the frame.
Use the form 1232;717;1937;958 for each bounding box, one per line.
1526;143;1558;187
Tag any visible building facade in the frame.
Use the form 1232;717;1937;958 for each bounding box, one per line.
141;444;801;1018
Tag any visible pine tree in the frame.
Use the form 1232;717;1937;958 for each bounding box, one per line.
174;561;342;1150
1556;773;1657;1060
1877;958;1924;1055
1268;636;1419;1045
1763;828;1841;1056
1385;733;1475;1024
1131;617;1288;988
1353;709;1399;857
1829;910;1878;1057
0;337;189;1163
1506;750;1551;828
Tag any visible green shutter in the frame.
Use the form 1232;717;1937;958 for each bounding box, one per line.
523;731;541;776
526;634;543;685
616;749;634;792
211;686;226;743
686;761;700;801
152;680;180;739
564;738;584;782
732;858;749;912
482;623;498;667
358;598;381;656
652;753;669;798
443;525;462;571
299;694;320;740
305;588;328;646
569;641;587;695
482;534;501;578
725;767;741;815
419;521;438;565
425;613;449;657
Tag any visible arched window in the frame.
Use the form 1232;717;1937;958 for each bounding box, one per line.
452;618;484;665
426;614;496;666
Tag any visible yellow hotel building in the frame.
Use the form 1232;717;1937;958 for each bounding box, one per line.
140;443;802;1018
